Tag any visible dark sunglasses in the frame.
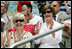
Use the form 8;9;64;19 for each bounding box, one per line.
44;10;52;14
16;19;24;23
53;5;57;7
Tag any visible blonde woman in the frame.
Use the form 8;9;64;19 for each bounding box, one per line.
5;13;33;48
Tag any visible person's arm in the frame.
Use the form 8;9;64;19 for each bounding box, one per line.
6;12;12;31
64;1;71;15
63;21;71;38
5;30;11;47
34;21;42;35
63;21;71;31
1;32;4;48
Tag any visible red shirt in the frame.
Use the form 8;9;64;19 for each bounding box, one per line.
9;24;35;35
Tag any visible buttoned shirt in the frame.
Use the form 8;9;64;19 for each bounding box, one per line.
35;20;63;48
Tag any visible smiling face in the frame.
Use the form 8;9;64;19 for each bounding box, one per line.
44;9;53;23
15;18;25;29
13;13;25;29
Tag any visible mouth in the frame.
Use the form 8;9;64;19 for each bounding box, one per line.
16;24;22;27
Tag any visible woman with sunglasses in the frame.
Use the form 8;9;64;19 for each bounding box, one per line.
35;5;63;48
7;6;36;35
5;13;33;48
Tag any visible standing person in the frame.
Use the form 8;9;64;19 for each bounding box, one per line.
35;5;62;48
5;13;33;48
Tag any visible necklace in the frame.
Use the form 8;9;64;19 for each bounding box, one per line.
14;31;26;42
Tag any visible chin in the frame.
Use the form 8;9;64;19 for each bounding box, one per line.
16;27;22;29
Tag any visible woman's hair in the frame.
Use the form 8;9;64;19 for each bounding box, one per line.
42;5;56;16
41;5;56;22
13;13;25;24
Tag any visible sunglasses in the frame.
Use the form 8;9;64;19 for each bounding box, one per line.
53;5;57;7
44;10;52;14
16;19;24;23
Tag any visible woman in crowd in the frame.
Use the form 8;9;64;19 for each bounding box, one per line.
5;13;33;48
35;5;63;48
7;7;35;35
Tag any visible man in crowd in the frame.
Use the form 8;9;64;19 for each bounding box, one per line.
51;1;71;48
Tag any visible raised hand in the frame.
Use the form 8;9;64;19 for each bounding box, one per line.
6;12;11;21
64;1;67;5
34;21;42;35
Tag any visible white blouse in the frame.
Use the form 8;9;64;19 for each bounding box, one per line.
35;20;63;48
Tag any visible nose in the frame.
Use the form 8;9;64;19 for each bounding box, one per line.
17;21;20;23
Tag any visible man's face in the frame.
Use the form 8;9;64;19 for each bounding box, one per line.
22;5;31;12
21;10;28;22
51;1;60;14
22;5;31;20
1;3;6;15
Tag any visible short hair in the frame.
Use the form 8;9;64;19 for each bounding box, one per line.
13;13;25;24
20;7;29;16
21;3;32;12
42;5;56;17
51;1;60;7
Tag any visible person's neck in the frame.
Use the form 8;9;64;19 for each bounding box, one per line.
46;20;53;28
56;11;60;15
16;28;24;34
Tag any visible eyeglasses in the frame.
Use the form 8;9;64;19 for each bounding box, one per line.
44;10;52;14
53;5;57;7
16;19;24;23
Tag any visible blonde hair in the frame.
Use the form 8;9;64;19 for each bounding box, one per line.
13;13;25;24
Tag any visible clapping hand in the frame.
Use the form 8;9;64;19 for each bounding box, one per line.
6;12;11;21
34;21;42;35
